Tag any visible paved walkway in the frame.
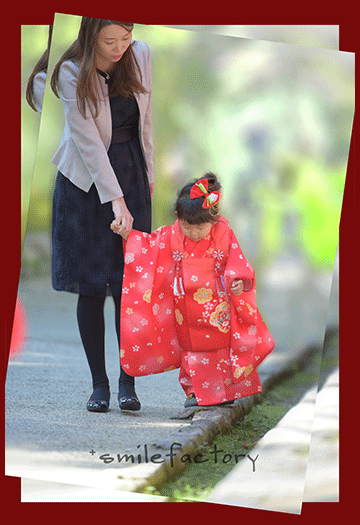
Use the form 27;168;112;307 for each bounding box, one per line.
206;367;339;513
6;268;339;506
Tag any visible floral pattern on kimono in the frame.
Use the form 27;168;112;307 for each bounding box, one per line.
120;217;275;405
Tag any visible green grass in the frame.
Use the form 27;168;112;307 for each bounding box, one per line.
142;332;338;502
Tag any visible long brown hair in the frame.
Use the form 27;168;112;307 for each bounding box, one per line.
26;25;53;111
51;18;148;118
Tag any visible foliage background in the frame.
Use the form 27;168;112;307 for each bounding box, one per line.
21;19;354;346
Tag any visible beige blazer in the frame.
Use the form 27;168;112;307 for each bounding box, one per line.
51;40;154;204
33;71;46;112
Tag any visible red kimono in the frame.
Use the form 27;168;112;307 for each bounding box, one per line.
120;217;275;406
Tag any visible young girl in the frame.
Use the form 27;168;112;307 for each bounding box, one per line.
112;173;274;407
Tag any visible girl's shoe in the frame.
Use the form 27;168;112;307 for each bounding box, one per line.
184;394;235;408
184;393;198;408
86;386;110;412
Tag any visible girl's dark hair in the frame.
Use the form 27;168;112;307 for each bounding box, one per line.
175;172;222;225
26;25;53;111
50;18;148;118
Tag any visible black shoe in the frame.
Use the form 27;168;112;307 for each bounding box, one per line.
118;395;141;411
184;393;198;408
86;386;110;412
118;380;141;411
184;394;235;408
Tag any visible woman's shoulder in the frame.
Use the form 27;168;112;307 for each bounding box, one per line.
34;70;46;82
58;59;80;79
131;40;150;57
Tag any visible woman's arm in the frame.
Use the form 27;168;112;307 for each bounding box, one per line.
57;60;124;204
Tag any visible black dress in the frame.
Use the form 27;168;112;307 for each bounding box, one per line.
52;77;152;297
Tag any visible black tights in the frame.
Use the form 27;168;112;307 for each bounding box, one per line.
76;294;135;396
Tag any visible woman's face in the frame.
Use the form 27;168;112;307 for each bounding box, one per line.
179;220;213;242
95;24;132;70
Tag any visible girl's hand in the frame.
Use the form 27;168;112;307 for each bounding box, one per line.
231;279;244;296
111;197;133;239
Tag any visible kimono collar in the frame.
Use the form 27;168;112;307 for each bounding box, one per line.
172;216;231;248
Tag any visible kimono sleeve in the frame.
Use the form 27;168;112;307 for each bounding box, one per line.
120;227;182;376
224;229;255;292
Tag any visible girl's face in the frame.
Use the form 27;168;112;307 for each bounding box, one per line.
95;24;132;70
179;220;213;242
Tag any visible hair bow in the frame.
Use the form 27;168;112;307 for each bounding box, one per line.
190;179;220;209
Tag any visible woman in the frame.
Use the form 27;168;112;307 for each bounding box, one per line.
26;25;53;112
50;18;154;412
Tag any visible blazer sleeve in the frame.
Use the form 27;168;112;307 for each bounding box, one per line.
141;44;154;185
33;71;46;113
57;61;124;203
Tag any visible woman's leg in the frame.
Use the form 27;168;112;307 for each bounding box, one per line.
77;294;110;411
113;294;141;410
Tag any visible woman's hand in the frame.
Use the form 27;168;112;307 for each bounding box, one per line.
110;197;133;240
231;279;244;296
149;183;155;199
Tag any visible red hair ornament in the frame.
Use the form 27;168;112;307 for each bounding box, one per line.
190;179;220;209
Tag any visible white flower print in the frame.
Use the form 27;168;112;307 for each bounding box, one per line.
156;266;164;273
190;370;195;376
191;275;198;282
159;243;165;249
142;247;148;254
235;392;242;399
166;308;172;315
215;262;222;273
159;293;165;299
140;318;149;326
172;251;183;262
231;243;239;250
213;250;225;261
245;380;251;387
136;266;143;272
125;253;135;264
123;287;129;294
202;381;209;389
153;304;159;315
139;365;146;371
132;345;140;352
248;325;257;336
233;332;241;340
201;358;209;365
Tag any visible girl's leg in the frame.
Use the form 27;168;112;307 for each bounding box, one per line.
76;294;110;411
113;294;141;410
